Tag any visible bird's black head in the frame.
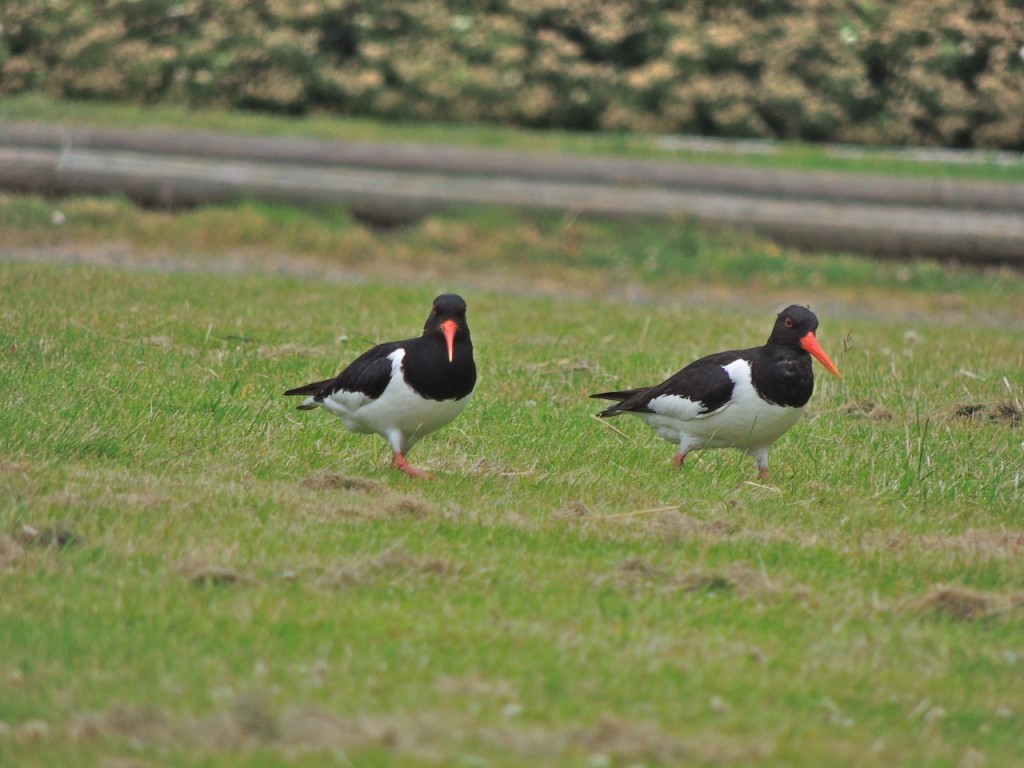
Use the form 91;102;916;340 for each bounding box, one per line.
424;294;471;363
769;305;818;347
769;305;841;377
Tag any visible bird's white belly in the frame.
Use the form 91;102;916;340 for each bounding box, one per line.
318;351;471;445
642;400;804;450
641;358;805;452
349;384;470;439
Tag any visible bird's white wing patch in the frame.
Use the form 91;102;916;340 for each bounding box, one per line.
722;358;755;398
321;388;372;414
648;393;709;421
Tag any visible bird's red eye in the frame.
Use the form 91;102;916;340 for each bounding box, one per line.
784;317;794;328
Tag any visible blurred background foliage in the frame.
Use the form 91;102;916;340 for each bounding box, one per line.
1;0;1023;149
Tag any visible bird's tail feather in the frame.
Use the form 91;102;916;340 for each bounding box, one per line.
590;389;642;402
590;388;647;417
285;379;334;410
283;379;332;398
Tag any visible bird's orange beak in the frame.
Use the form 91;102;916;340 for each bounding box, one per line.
801;331;841;377
441;319;458;363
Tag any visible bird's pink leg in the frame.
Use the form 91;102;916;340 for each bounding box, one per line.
672;451;688;468
752;449;770;481
392;452;432;480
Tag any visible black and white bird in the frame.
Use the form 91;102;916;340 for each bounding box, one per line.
284;294;476;479
591;305;840;480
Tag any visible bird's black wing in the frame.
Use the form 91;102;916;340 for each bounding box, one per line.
593;350;744;417
284;340;406;402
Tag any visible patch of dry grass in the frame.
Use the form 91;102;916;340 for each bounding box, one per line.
59;699;771;765
914;584;1024;622
879;529;1024;560
0;536;25;572
840;398;897;421
602;557;807;603
301;492;439;522
320;548;465;588
300;471;387;494
14;523;82;550
953;400;1023;427
175;557;254;588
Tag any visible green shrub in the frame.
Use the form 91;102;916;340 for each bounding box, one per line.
1;0;1022;148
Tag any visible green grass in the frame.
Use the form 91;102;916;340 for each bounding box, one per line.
2;195;1024;767
4;93;1024;184
2;193;1020;300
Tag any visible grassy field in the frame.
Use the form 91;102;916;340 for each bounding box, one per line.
4;93;1024;185
2;189;1024;768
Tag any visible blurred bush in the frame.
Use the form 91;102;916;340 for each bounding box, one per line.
2;0;1022;149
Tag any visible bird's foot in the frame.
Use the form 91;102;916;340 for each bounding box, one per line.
757;466;770;481
672;452;688;468
392;453;432;480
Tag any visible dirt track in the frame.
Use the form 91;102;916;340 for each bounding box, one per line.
1;120;1022;264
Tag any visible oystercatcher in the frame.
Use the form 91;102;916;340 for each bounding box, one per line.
284;294;476;478
591;305;840;480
